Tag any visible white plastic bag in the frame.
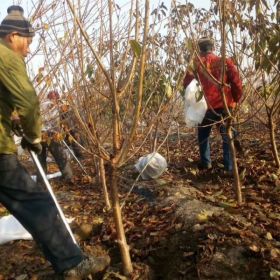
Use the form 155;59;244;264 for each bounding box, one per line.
31;171;62;182
0;215;32;245
0;214;75;245
135;152;167;180
184;80;207;127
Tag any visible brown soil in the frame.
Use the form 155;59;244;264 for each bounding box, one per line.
0;121;279;279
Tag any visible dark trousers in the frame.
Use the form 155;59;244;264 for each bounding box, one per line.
198;109;235;171
38;139;73;180
0;154;83;273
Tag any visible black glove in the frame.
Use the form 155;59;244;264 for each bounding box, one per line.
11;119;23;137
21;138;42;155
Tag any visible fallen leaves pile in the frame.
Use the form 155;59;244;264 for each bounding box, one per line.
0;121;279;279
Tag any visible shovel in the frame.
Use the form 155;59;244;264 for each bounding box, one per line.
30;150;77;244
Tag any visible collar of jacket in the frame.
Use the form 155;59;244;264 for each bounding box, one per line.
0;38;12;50
199;51;214;57
0;38;25;61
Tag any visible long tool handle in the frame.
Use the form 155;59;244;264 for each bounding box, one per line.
62;140;88;175
30;150;77;244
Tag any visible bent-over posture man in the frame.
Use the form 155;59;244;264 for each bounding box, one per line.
39;90;73;183
0;5;109;278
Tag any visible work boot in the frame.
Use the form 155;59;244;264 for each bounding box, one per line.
63;255;110;280
197;162;212;170
221;169;233;177
60;174;74;185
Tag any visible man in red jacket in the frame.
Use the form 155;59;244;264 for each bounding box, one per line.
183;37;242;173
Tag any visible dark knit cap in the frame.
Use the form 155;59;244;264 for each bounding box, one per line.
0;5;35;37
198;37;214;53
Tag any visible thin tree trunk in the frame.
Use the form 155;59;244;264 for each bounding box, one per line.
109;164;133;275
227;120;242;204
98;158;111;210
151;122;159;152
268;113;280;168
219;0;242;204
177;122;182;149
108;0;121;153
166;136;170;163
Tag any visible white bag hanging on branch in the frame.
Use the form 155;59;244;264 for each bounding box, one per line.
135;152;167;180
184;80;207;128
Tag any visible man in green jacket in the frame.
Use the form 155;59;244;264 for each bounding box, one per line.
0;5;109;278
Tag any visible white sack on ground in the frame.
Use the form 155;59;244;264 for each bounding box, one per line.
31;171;62;181
135;152;167;180
184;80;207;128
0;215;32;245
0;215;75;245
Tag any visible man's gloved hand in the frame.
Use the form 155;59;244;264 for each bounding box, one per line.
11;119;23;137
21;138;42;154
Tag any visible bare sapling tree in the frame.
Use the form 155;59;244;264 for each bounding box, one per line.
64;0;151;275
252;0;280;168
228;0;280;169
217;0;242;204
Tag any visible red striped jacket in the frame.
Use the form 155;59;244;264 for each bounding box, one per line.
183;53;242;110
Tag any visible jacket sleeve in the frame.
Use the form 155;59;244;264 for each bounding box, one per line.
0;54;41;144
183;70;195;89
226;59;242;103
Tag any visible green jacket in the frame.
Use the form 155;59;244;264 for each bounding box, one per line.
0;39;41;154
